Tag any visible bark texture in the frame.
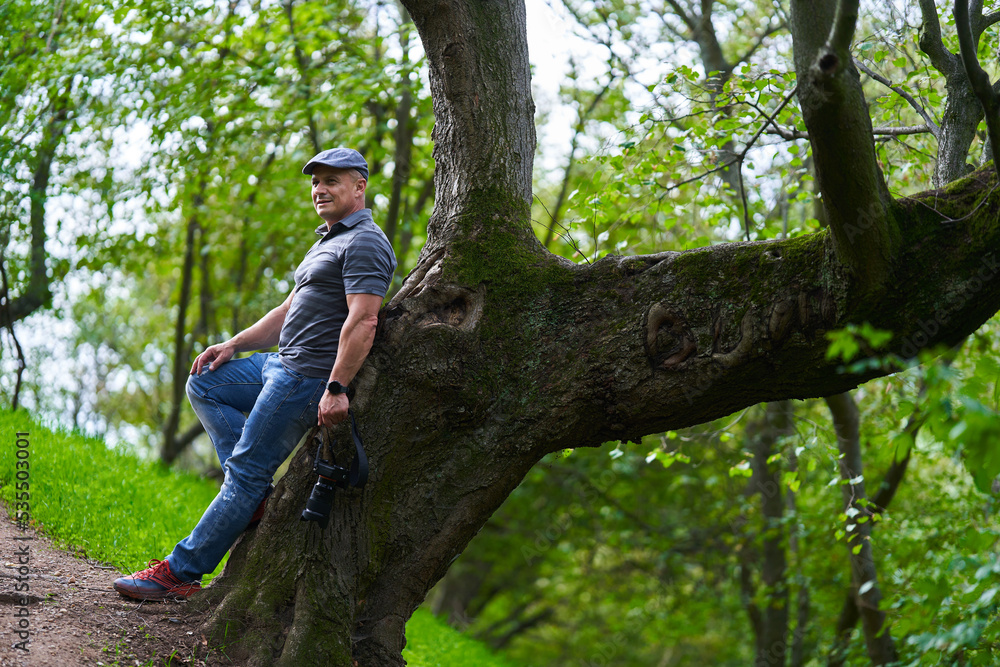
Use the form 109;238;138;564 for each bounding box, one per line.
190;2;1000;665
918;0;999;185
790;0;896;288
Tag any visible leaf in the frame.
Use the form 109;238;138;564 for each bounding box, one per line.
859;580;876;596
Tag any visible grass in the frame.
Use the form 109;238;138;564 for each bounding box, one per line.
403;608;522;667
0;408;520;667
0;409;223;575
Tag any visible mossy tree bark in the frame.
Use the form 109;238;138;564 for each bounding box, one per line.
195;1;1000;664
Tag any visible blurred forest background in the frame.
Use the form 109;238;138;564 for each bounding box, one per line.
3;0;1000;664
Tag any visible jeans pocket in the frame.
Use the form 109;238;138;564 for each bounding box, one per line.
298;380;326;426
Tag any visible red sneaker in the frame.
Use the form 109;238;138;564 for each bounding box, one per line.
113;559;201;601
247;484;274;529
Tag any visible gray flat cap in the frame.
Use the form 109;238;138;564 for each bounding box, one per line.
302;147;369;180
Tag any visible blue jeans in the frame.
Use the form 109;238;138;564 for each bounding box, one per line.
167;352;326;581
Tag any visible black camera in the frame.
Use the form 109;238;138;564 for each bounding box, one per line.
300;457;348;529
300;410;368;529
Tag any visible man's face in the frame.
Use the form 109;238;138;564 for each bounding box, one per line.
311;164;365;223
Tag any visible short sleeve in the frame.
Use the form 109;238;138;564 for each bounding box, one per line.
342;231;397;297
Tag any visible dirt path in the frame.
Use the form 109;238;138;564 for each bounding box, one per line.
0;509;218;667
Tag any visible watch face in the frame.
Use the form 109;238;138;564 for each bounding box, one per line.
328;381;346;394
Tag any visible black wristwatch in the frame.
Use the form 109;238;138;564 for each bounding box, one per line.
326;380;349;395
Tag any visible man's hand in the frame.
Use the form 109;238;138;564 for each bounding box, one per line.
190;342;236;375
318;390;349;427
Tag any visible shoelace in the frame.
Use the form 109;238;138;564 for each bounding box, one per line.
134;559;168;580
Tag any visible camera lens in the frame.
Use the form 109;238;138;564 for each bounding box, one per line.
300;478;337;529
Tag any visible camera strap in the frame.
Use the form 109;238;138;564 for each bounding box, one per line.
313;409;369;489
344;409;369;488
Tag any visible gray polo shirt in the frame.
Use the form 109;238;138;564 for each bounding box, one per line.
278;208;396;378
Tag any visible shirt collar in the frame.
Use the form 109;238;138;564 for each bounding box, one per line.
314;208;373;237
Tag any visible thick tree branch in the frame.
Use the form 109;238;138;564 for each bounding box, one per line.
791;0;895;287
401;0;536;256
828;0;860;57
916;0;986;185
918;0;952;70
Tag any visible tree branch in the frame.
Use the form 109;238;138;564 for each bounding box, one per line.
734;19;785;67
918;0;954;71
662;0;697;34
853;58;941;139
400;0;536;257
828;0;860;57
955;0;1000;167
9;94;70;322
791;0;896;287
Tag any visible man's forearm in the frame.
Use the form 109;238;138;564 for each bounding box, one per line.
328;311;379;386
228;301;289;353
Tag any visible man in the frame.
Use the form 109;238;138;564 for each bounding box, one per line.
113;148;397;601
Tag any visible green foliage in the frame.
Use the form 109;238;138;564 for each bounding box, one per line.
825;322;894;363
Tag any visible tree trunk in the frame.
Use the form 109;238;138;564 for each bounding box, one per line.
825;392;898;665
383;12;414;251
748;402;793;667
161;193;204;464
190;2;1000;664
9;96;69;322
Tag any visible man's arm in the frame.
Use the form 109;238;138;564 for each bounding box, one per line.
190;289;296;375
317;292;383;426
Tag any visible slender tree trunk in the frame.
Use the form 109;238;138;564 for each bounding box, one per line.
788;444;811;667
748;402;794;667
9;97;69;322
824;392;898;666
384;13;414;251
161;193;204;464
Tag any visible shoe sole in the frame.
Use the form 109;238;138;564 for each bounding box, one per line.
113;582;200;602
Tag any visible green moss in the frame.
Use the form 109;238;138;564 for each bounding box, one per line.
667;231;830;308
441;186;576;384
